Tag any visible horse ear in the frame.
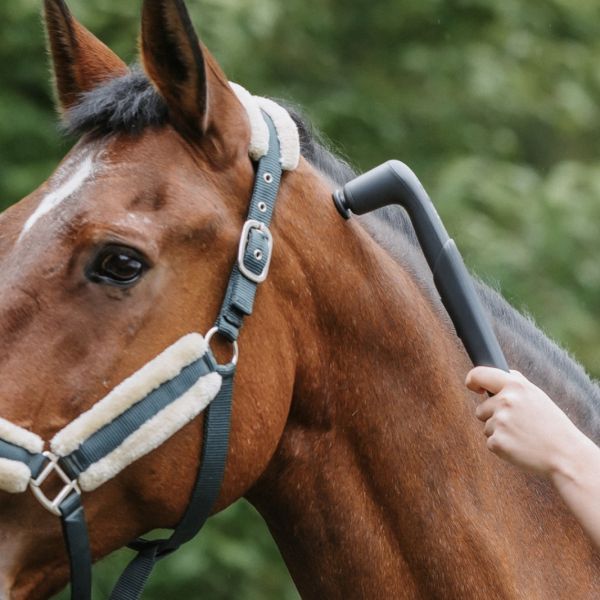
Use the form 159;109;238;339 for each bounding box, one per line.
141;0;245;150
44;0;129;113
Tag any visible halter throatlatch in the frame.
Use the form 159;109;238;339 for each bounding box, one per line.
0;94;295;599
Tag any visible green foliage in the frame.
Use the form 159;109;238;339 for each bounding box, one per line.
2;0;600;598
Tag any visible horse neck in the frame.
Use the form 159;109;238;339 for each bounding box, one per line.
248;167;599;599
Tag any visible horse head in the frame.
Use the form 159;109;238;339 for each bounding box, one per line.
0;0;308;596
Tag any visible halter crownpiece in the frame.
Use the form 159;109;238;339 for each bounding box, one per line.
229;82;301;171
0;95;299;599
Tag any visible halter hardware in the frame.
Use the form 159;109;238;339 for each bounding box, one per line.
237;219;274;284
29;451;81;517
205;326;240;366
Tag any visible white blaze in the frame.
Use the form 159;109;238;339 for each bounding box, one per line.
19;153;95;240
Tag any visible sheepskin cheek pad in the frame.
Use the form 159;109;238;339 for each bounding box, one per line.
0;419;44;493
50;333;222;492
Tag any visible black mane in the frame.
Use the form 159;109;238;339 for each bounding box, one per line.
65;69;356;187
65;68;600;439
65;70;168;136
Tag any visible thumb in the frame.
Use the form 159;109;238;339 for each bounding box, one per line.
466;366;511;396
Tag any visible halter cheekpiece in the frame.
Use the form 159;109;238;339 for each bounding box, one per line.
0;85;299;600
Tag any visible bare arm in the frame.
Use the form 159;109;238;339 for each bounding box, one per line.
466;367;600;550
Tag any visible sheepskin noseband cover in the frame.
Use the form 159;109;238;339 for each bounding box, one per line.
0;333;222;494
0;419;44;493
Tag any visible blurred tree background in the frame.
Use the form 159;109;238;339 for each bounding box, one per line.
1;0;600;598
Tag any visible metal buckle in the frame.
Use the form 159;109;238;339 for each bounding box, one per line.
237;220;273;284
29;451;81;517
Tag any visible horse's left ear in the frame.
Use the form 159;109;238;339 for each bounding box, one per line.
141;0;247;155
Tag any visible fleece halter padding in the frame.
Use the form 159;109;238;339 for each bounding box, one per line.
230;82;301;171
0;334;222;493
0;419;44;493
52;333;222;491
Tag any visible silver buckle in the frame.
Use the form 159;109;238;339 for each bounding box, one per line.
29;451;81;516
237;220;274;284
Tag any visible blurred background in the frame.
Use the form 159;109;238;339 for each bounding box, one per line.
1;0;599;597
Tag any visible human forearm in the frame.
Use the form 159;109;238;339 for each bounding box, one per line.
466;366;600;550
550;430;600;550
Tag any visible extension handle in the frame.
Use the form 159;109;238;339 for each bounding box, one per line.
334;160;509;371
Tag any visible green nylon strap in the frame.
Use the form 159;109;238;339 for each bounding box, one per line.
108;112;283;599
109;360;235;600
0;441;91;600
0;439;46;476
216;112;283;342
61;357;213;478
59;494;93;600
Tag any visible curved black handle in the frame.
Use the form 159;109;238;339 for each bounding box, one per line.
334;160;509;371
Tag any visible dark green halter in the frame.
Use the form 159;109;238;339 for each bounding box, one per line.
0;112;283;600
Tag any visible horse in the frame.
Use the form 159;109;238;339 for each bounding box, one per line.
1;0;600;598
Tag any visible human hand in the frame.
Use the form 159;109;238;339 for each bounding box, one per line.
465;367;588;477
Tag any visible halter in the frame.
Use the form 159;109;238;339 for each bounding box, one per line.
0;98;294;599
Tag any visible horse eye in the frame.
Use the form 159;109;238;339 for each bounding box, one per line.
86;245;149;287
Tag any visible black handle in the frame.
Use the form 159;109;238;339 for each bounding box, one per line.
334;160;509;371
432;240;509;370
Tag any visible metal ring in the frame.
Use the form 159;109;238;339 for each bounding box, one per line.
258;202;268;213
263;173;273;184
205;327;239;366
254;249;263;261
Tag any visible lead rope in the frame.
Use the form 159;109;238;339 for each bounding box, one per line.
106;112;283;600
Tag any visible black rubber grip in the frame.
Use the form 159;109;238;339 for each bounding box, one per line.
433;240;509;370
334;160;509;371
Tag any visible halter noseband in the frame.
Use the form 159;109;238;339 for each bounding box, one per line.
0;108;288;599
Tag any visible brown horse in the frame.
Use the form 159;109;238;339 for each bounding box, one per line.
1;0;599;598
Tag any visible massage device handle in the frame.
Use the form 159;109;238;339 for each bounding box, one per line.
333;160;509;372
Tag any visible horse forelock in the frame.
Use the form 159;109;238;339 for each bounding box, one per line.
63;69;169;137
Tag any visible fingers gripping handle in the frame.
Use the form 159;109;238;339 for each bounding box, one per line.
333;160;509;371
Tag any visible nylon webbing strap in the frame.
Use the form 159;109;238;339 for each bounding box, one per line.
0;439;45;475
109;112;282;600
0;440;92;599
108;545;158;600
109;365;235;600
61;356;213;478
166;364;235;549
60;494;92;600
216;113;283;342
